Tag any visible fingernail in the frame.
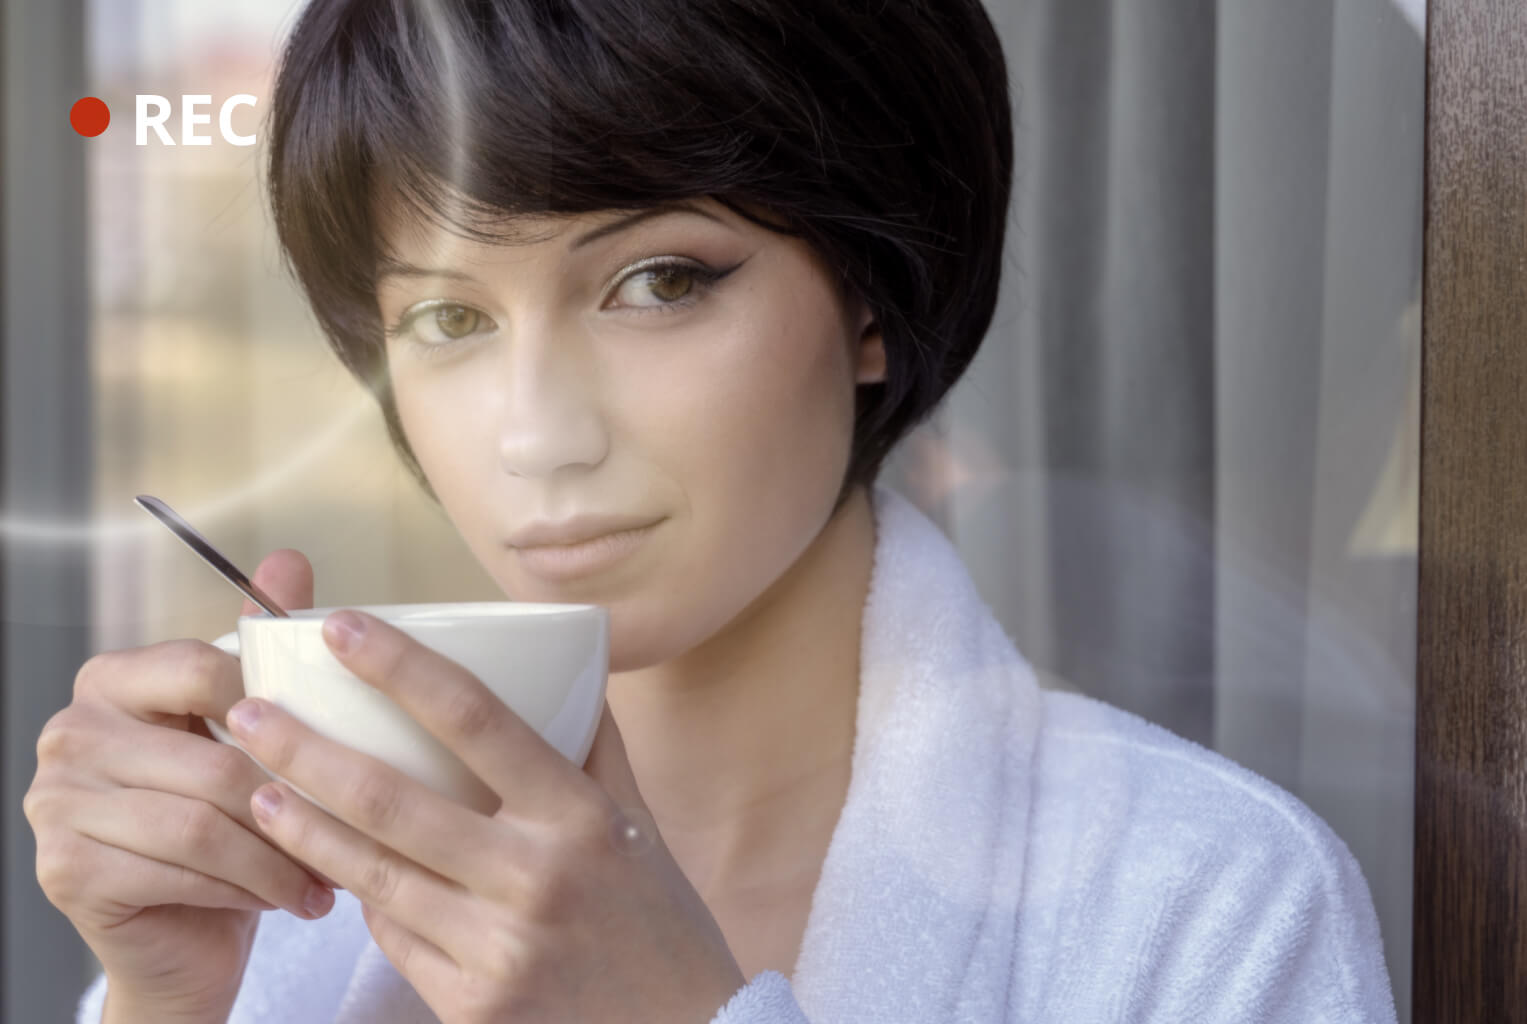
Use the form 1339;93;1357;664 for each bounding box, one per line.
324;611;365;654
227;699;262;735
252;784;282;820
302;883;334;919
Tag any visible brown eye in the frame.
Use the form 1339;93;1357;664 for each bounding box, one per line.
435;304;480;339
606;258;731;316
646;266;695;303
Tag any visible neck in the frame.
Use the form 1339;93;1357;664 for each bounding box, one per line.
605;484;876;899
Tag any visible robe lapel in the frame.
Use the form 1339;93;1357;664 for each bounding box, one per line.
789;485;1042;1023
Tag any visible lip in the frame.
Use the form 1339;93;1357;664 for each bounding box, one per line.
508;513;664;549
510;520;663;581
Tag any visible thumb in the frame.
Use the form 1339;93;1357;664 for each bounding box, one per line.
582;701;647;812
583;704;663;859
240;548;315;615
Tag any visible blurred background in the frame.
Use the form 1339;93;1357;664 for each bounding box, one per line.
2;0;1424;1020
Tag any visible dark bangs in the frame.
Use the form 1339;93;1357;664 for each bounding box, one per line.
266;0;1014;505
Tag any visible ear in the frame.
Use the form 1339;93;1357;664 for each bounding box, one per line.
854;303;887;385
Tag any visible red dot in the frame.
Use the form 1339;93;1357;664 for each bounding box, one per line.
70;97;110;138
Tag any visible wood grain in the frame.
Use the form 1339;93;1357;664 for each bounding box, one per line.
1415;1;1527;1019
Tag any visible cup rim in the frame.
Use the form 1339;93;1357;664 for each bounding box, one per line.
237;602;603;624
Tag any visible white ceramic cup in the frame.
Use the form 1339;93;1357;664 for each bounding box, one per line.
204;602;609;817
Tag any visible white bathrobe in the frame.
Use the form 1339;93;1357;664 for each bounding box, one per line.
77;483;1399;1023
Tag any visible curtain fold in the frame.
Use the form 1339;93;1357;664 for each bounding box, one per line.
882;2;1424;1020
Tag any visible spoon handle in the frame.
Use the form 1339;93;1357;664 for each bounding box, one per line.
134;495;290;618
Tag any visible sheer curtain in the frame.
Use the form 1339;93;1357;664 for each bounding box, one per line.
17;0;1421;1017
880;2;1423;1021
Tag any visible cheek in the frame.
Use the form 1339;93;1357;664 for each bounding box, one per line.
653;310;856;589
692;316;855;500
389;373;503;535
612;334;851;668
394;379;466;480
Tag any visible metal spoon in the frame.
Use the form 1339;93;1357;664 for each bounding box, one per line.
134;495;290;617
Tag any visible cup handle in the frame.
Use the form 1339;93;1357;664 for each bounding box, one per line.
204;631;243;747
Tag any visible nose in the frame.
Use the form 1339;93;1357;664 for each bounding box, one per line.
494;323;610;479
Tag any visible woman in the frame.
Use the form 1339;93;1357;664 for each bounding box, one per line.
30;0;1398;1021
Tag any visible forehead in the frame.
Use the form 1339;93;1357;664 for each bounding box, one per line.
374;194;583;271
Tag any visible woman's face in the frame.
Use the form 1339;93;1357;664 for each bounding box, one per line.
375;198;885;673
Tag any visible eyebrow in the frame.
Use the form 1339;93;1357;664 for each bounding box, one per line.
568;201;723;250
376;201;725;282
376;262;479;283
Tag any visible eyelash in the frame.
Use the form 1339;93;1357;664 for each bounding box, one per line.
383;258;736;359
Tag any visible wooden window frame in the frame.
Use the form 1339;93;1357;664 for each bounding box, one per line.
1413;1;1527;1019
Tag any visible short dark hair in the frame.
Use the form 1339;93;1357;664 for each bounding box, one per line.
266;0;1014;510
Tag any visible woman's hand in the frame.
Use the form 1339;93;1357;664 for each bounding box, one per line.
224;608;748;1024
22;550;339;1021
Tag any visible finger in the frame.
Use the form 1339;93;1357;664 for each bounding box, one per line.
88;712;280;836
241;548;315;617
58;833;277;914
226;550;333;884
84;714;341;889
361;902;459;1009
69;643;245;734
319;610;596;822
226;698;533;897
251;781;480;966
70;786;334;920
